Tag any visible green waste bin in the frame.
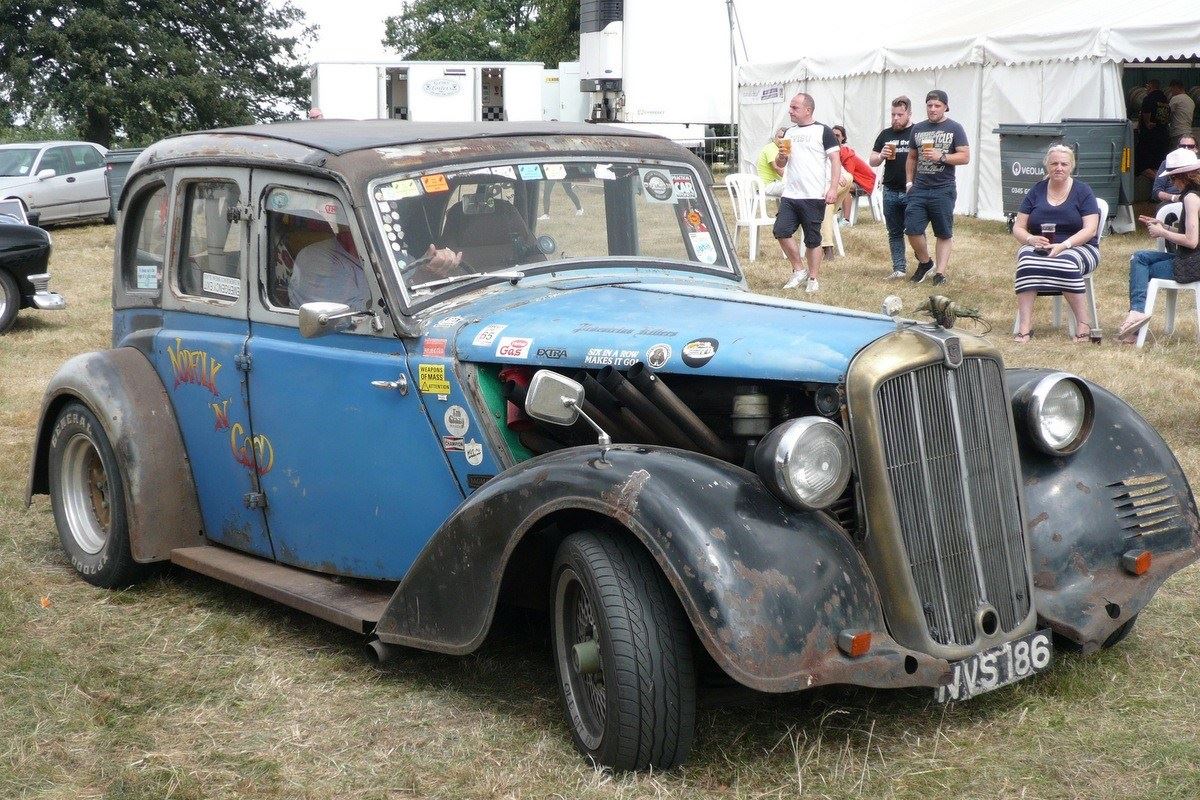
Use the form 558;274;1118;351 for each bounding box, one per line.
994;119;1133;228
105;148;144;221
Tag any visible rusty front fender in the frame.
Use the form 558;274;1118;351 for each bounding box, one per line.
26;348;205;562
1009;370;1200;652
374;445;949;692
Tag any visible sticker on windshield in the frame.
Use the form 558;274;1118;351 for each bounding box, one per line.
639;169;676;203
544;163;567;180
136;264;159;290
672;174;698;199
518;164;544;180
685;209;708;231
689;232;718;264
490;166;517;180
269;190;290;210
421;174;449;193
390;179;422;199
202;272;240;299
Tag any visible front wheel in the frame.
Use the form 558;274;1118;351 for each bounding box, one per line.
552;531;696;771
48;402;145;588
0;269;19;333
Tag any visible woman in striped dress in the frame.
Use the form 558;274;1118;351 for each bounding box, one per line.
1011;145;1102;342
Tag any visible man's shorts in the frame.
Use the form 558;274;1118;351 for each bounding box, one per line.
773;197;824;249
904;185;956;239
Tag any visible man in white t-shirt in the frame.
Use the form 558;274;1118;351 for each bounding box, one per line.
772;93;841;293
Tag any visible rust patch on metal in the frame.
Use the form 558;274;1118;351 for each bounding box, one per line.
600;469;650;526
709;527;727;541
1028;511;1050;530
1076;481;1091;494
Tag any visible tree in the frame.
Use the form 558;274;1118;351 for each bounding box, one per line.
382;0;578;66
0;0;314;147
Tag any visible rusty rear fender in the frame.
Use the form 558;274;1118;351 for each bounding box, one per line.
373;445;950;692
1009;369;1200;651
26;347;205;562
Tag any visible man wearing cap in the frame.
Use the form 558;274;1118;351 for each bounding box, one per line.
904;89;970;285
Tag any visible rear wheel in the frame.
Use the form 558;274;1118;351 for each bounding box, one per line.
551;530;696;771
0;270;18;333
48;402;144;587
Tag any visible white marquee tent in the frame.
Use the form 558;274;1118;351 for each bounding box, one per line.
734;0;1200;221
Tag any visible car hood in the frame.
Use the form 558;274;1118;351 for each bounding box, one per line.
0;175;35;191
432;278;900;384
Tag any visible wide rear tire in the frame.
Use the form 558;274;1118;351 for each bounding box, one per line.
551;530;696;771
48;402;145;588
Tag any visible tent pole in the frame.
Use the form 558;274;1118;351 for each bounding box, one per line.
971;62;985;217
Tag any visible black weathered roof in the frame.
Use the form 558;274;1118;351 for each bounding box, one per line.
192;120;664;157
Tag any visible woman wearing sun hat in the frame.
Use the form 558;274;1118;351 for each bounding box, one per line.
1118;147;1200;343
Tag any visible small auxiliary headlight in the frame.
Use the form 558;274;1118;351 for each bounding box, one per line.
754;417;852;510
1017;373;1094;455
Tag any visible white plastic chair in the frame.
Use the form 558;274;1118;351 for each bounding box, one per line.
724;174;774;262
1136;279;1200;347
1012;196;1106;339
1155;202;1182;252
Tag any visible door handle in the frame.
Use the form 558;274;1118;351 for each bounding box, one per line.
371;374;408;395
66;176;76;183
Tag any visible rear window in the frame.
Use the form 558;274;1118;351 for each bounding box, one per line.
121;184;169;294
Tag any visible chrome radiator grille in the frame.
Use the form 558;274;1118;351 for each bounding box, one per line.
877;358;1030;645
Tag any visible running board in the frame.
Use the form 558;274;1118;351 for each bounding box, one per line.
170;546;395;634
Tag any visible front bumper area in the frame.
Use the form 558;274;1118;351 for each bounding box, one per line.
27;273;66;310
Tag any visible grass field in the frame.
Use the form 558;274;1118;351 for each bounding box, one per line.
2;202;1199;799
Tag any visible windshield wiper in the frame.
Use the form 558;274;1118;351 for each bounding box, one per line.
410;269;525;292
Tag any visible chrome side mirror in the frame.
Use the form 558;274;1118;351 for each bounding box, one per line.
525;370;584;426
525;370;612;457
297;301;385;338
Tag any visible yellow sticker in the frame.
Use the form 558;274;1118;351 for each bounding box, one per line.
418;363;451;395
421;174;450;193
391;178;421;198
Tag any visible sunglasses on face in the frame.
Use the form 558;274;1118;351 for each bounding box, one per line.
1182;143;1197;150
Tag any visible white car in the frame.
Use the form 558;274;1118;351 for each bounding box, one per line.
0;141;110;225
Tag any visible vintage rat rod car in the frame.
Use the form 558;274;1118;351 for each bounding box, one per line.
26;122;1200;770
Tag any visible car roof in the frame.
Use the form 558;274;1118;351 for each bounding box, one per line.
186;120;664;157
0;140;105;151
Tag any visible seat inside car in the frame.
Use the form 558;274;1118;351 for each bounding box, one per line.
440;186;543;269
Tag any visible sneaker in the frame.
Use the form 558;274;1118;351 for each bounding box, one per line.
931;273;948;286
783;269;808;289
538;213;550;220
886;269;907;280
910;260;934;283
838;218;852;227
805;278;820;294
575;208;585;216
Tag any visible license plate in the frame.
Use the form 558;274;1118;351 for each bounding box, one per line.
935;629;1053;703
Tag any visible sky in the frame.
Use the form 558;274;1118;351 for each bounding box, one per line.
285;0;398;63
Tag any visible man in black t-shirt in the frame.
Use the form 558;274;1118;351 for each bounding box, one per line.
870;96;914;278
1138;79;1172;176
903;89;970;286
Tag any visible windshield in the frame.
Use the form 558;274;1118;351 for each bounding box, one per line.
369;158;731;303
0;148;40;178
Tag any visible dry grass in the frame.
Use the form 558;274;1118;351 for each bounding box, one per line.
2;206;1200;799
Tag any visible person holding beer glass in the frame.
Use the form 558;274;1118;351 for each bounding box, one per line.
870;96;914;278
1011;144;1101;343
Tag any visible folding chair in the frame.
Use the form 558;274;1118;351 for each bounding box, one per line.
724;174;774;262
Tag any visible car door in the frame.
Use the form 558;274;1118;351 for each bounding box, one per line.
244;171;465;581
30;146;78;222
68;144;110;218
149;167;275;558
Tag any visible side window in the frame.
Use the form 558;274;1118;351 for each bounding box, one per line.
121;184;169;293
71;145;104;172
263;188;370;310
177;181;243;302
38;147;70;176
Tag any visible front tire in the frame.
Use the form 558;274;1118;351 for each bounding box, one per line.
48;402;144;587
0;269;18;333
552;530;696;771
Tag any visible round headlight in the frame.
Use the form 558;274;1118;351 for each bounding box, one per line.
1021;373;1093;454
754;417;852;510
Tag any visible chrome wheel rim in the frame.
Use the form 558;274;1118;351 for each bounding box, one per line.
60;432;111;554
555;567;606;747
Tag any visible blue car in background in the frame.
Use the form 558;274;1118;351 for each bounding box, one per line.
25;121;1200;770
